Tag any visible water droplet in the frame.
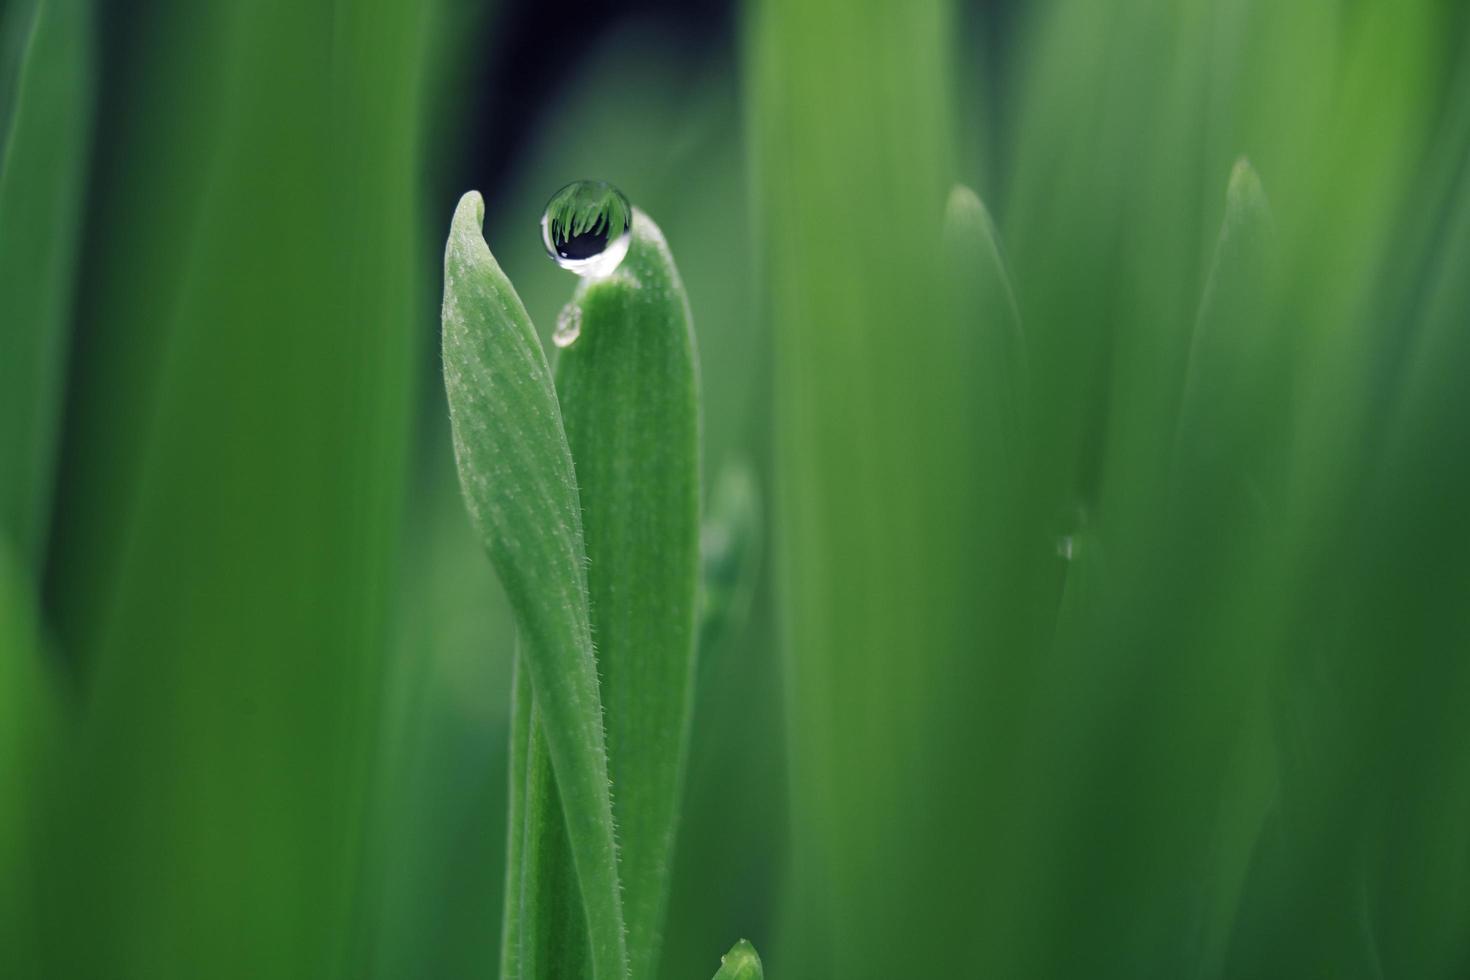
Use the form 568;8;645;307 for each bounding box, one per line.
540;180;632;278
1052;502;1088;562
553;302;582;348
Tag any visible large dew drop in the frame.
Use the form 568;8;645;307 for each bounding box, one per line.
540;180;632;279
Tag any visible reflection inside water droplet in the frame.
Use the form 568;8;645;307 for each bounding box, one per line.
1056;536;1075;561
553;302;582;348
540;180;632;278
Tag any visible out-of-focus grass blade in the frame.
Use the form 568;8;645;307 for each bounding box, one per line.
366;424;514;980
711;939;764;980
1303;130;1470;980
698;460;761;666
939;182;1035;636
360;3;513;974
751;0;1018;973
1222;9;1454;975
0;0;40;156
0;22;83;927
1166;159;1283;980
1018;158;1286;980
1173;158;1282;514
553;208;702;980
0;0;91;567
42;5;427;976
942;184;1028;451
441;190;627;980
937;183;1048;816
0;543;54;977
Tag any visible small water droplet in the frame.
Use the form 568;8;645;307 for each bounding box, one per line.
1052;502;1089;562
540;180;632;279
553;302;583;348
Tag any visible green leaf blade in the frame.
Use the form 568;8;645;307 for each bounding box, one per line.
0;542;54;977
711;939;764;980
555;208;702;980
942;183;1028;446
698;460;762;663
441;191;628;980
1173;158;1282;514
0;0;91;567
516;696;595;979
941;182;1031;529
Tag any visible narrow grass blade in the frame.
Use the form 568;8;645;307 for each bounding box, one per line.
940;182;1038;638
498;655;531;980
365;417;515;980
698;460;761;667
0;543;54;977
1018;161;1286;980
1307;128;1470;980
503;653;594;978
942;184;1028;452
441;191;627;980
496;652;532;980
1172;158;1282;514
1165;159;1283;979
515;695;594;978
555;208;702;980
0;0;91;567
711;939;764;980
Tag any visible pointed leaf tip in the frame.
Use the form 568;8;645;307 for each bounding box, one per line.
712;939;764;980
1224;158;1273;239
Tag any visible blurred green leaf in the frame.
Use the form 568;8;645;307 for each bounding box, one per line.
0;541;54;977
711;939;764;980
751;0;1007;974
698;460;762;665
365;418;514;980
1172;158;1282;513
441;190;627;980
41;5;428;977
0;0;90;567
1293;102;1470;979
940;182;1031;600
1162;159;1282;980
942;183;1028;453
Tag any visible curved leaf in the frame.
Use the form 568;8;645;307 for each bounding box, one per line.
441;191;627;980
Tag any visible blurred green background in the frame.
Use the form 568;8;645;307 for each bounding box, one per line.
2;0;1468;977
